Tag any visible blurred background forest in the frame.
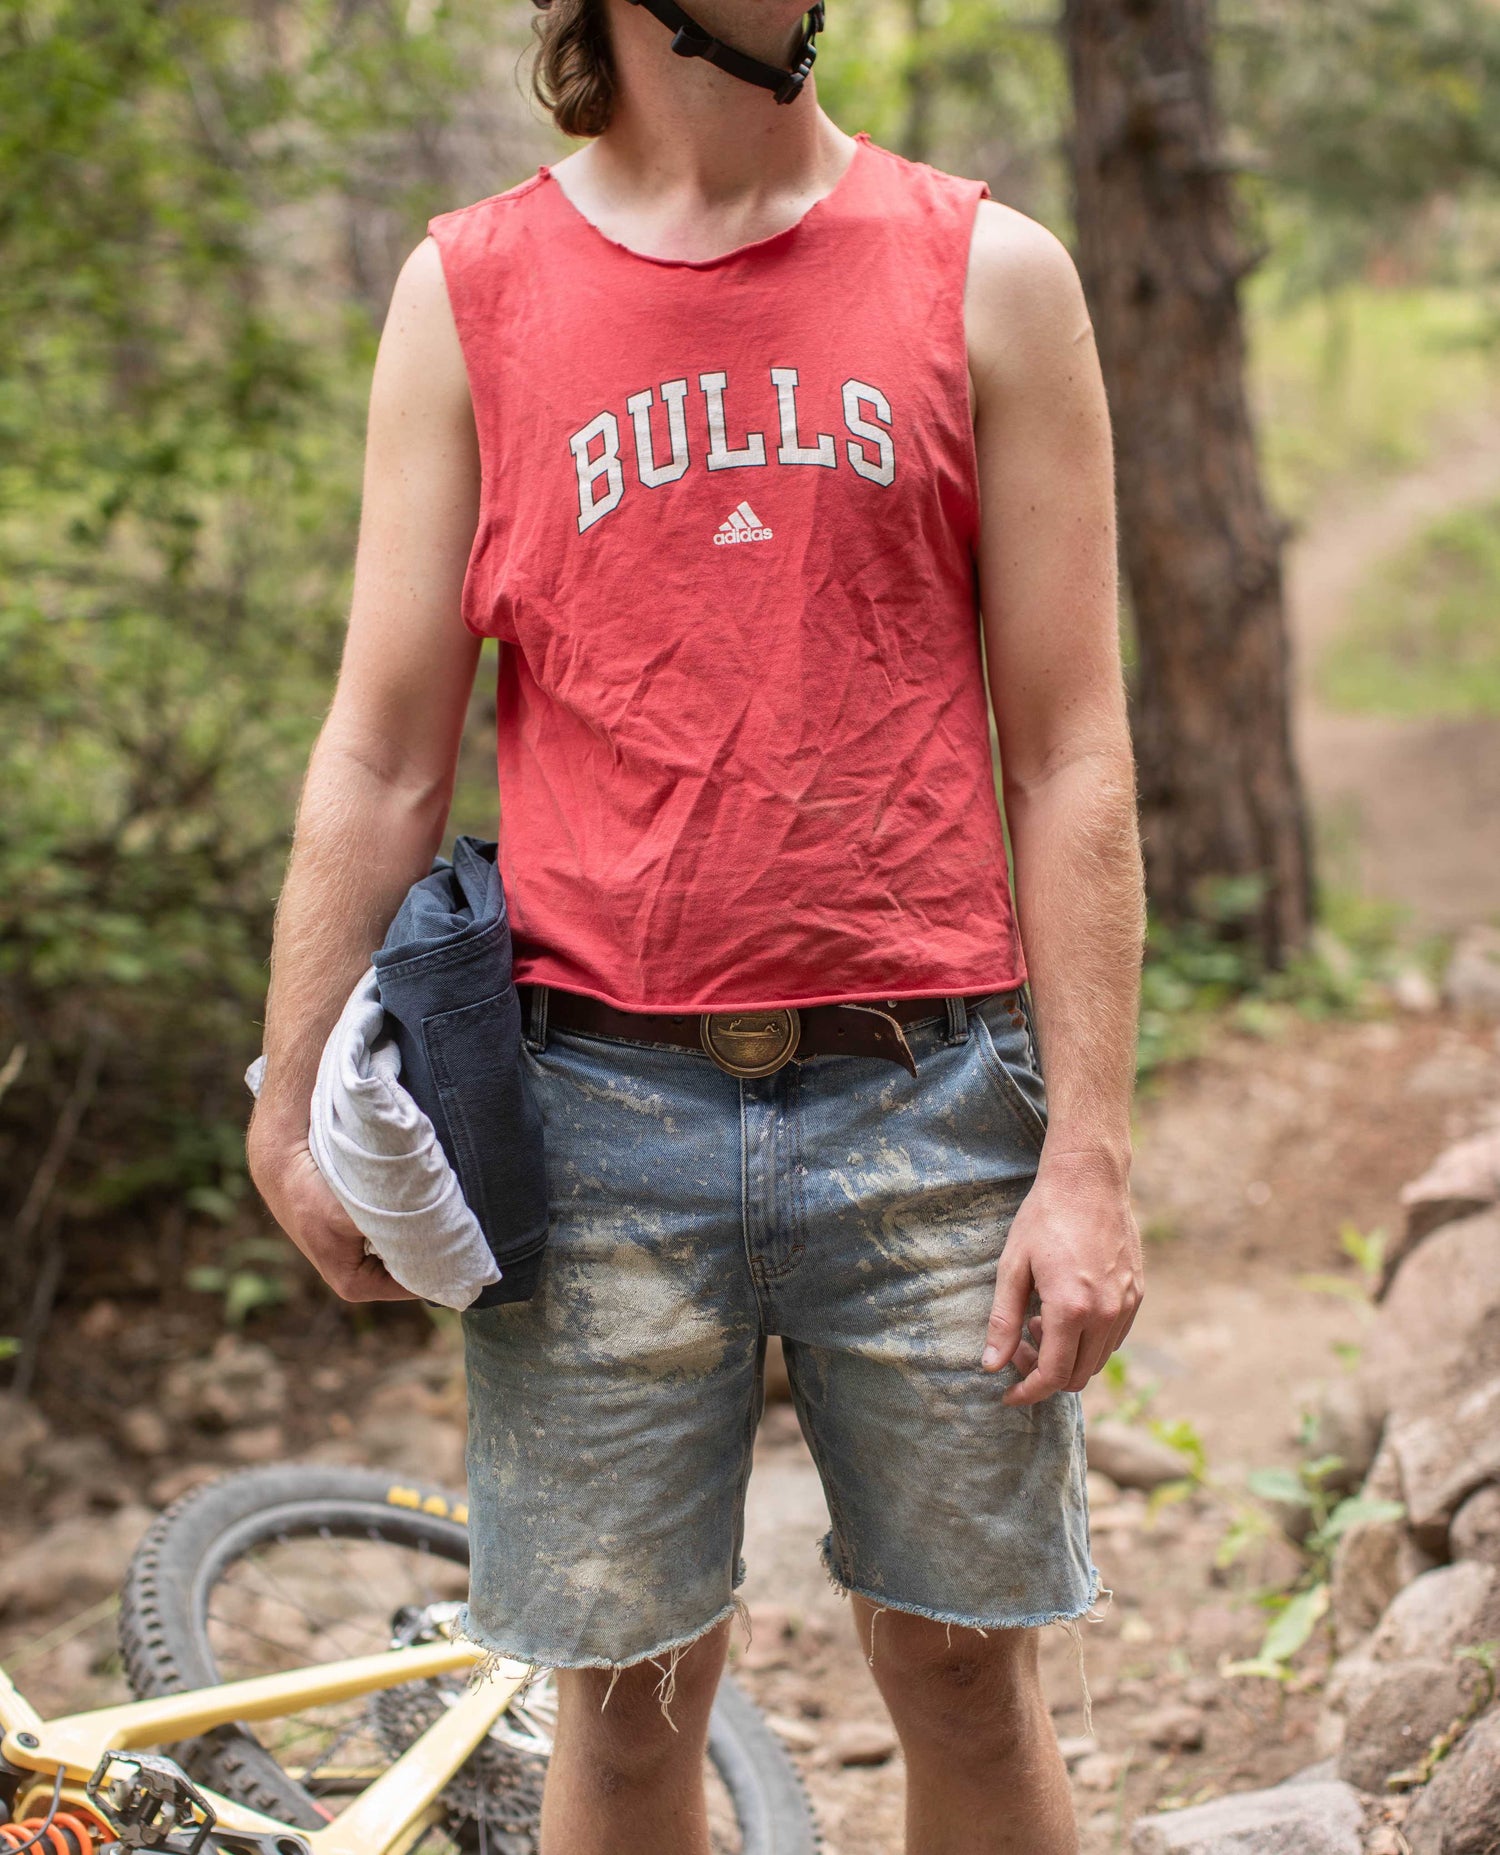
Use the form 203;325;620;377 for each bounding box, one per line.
3;0;1500;1366
8;8;1500;1845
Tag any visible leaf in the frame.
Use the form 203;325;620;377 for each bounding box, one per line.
1318;1497;1405;1544
1296;1272;1370;1304
1223;1657;1292;1682
1259;1583;1330;1665
1247;1467;1307;1507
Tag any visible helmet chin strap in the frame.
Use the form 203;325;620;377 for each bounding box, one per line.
625;0;825;104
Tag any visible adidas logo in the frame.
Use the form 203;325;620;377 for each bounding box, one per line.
713;499;773;546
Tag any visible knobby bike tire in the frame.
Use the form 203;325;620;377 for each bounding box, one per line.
118;1464;818;1855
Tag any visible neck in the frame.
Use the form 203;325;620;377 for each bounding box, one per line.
591;0;837;202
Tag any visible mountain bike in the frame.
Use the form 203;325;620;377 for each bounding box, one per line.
0;1465;817;1854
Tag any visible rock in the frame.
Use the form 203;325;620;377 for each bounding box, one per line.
1300;1376;1382;1495
1086;1421;1194;1493
1451;1484;1500;1567
1129;1780;1364;1853
0;1505;153;1616
828;1721;897;1767
1335;1658;1478;1792
159;1335;288;1431
355;1410;463;1484
1279;1758;1339;1786
38;1434;132;1518
765;1714;820;1752
1392;967;1441;1014
1140;1703;1206;1752
118;1407;172;1456
1057;1735;1097;1765
1386;1128;1500;1291
1369;1563;1500;1665
1361;1211;1500;1429
0;1392;50;1469
1328;1444;1440;1651
1182;1676;1221;1709
1075;1751;1126;1792
1445;924;1500;1016
149;1463;222;1506
1403;1706;1500;1855
739;1605;795;1670
222;1423;286;1464
1388;1378;1500;1545
1330;1504;1405;1652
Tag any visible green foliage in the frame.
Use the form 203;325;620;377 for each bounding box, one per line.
1251;285;1500;516
0;0;518;1289
187;1235;297;1326
1223;0;1500;296
1321;498;1500;719
1136;880;1409;1080
1227;1453;1405;1683
1298;1222;1388;1305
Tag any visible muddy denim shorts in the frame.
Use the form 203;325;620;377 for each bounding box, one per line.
455;987;1098;1673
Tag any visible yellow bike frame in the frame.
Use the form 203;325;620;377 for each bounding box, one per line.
0;1639;532;1854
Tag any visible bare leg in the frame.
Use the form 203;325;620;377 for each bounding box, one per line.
538;1618;731;1855
853;1598;1078;1855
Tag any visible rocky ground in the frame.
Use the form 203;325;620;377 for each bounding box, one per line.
4;984;1498;1852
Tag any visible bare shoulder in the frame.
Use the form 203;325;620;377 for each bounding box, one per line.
371;237;470;419
964;199;1097;396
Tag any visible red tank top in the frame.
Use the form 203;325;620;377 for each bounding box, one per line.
428;131;1025;1013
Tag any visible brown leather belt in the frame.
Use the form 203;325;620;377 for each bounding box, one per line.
519;984;1012;1079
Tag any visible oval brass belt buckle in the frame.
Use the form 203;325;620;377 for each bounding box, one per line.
699;1007;801;1078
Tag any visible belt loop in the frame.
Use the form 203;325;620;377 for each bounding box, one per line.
527;982;550;1052
944;995;968;1045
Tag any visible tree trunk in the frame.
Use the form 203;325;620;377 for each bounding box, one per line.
1062;0;1313;966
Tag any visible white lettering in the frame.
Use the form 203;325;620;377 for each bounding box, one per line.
699;370;767;471
569;410;625;532
842;380;895;487
770;366;835;468
626;378;690;488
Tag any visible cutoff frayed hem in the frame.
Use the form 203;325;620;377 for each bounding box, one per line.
818;1538;1106;1728
451;1594;750;1727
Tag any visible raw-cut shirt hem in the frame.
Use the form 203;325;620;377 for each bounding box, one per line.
510;964;1030;1017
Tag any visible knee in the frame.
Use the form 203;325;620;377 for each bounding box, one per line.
557;1638;723;1788
866;1611;1044;1755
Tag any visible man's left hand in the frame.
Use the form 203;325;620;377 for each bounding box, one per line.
980;1149;1143;1406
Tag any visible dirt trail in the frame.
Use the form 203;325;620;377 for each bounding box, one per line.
1291;409;1500;930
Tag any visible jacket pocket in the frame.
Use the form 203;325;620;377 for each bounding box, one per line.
421;986;549;1260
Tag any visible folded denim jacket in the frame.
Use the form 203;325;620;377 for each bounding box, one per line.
247;964;503;1310
372;836;550;1306
246;837;549;1309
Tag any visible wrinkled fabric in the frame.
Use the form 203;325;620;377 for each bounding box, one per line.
373;836;550;1305
427;131;1026;1013
457;990;1097;1673
244;968;500;1311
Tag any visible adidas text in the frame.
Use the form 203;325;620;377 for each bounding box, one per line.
714;499;773;546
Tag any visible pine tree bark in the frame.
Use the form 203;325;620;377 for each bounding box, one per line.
1062;0;1313;964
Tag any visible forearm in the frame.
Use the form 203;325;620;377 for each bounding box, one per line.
249;732;454;1146
1004;743;1144;1181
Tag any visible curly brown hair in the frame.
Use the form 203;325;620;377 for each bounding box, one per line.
532;0;617;139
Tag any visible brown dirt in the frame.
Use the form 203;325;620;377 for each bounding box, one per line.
1292;410;1500;931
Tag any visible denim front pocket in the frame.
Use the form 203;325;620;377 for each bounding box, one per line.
422;985;549;1259
969;991;1049;1155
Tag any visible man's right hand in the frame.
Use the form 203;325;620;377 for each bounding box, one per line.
248;1127;418;1303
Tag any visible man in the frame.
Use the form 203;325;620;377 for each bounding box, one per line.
247;1;1145;1849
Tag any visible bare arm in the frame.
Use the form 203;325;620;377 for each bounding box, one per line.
247;236;483;1301
965;202;1146;1404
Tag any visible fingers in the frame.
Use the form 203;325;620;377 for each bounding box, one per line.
1003;1301;1084;1406
981;1255;1033;1374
